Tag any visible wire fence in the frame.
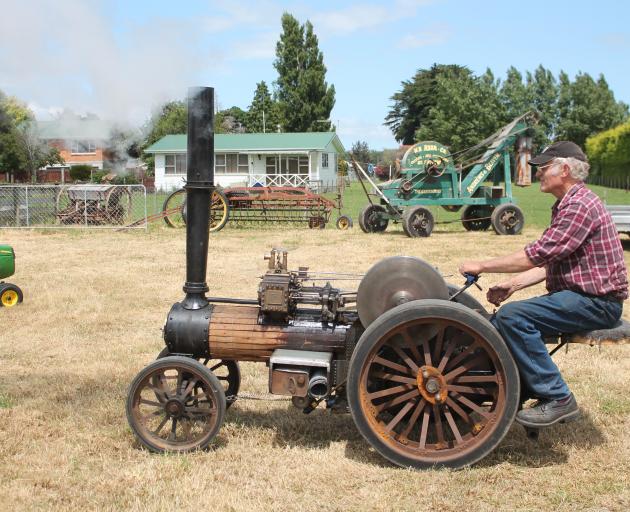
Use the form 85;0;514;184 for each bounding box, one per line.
588;174;630;191
0;185;147;229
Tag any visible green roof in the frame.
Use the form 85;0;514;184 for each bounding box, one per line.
145;132;345;154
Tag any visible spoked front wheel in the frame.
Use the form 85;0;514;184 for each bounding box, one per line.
126;356;226;453
348;300;519;469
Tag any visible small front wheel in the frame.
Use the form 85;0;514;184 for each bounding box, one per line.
126;356;226;453
0;283;23;307
491;204;524;235
402;206;434;237
336;215;353;230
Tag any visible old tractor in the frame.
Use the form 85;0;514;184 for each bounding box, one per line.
0;245;23;307
356;113;536;237
126;89;629;469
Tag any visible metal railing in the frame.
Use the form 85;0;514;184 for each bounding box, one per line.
248;174;311;187
0;184;147;229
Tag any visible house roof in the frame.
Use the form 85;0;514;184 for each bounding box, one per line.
144;132;345;154
38;119;113;140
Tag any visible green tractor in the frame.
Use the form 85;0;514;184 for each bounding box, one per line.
0;245;23;308
356;113;537;237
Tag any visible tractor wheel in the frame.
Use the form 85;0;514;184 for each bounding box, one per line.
126;356;226;453
336;215;353;230
402;206;434;238
347;299;519;470
461;205;493;231
491;204;524;235
157;348;240;408
441;205;462;213
209;189;230;232
358;205;389;233
0;283;23;308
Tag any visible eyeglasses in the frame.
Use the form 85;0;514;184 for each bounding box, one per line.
536;161;558;174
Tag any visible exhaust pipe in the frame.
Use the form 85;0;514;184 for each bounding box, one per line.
163;86;215;357
307;368;329;399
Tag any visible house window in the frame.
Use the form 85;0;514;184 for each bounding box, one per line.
71;140;96;154
322;153;329;168
266;155;309;174
216;153;248;174
165;154;187;175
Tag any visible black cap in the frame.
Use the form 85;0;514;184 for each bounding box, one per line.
529;141;588;166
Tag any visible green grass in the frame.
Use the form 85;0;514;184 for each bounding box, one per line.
329;181;630;230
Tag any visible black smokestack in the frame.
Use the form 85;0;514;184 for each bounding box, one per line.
182;86;214;310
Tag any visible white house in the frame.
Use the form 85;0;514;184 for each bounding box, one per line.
144;132;345;192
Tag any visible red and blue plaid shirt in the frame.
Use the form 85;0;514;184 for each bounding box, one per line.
525;183;628;301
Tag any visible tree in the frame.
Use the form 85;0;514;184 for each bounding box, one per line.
384;64;472;145
556;73;629;147
247;81;281;133
499;67;531;121
274;13;335;132
350;140;370;164
215;106;248;134
142;101;187;172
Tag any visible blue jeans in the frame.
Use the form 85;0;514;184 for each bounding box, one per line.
491;290;623;401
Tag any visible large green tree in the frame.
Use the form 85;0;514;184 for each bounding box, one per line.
274;13;335;132
247;81;281;133
141;101;187;172
556;73;628;147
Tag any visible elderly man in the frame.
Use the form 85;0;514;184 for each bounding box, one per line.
460;141;627;428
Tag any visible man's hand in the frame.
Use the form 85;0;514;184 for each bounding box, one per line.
459;261;483;276
486;281;515;306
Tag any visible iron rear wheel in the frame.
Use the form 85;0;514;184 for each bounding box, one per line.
358;204;389;233
157;348;240;407
126;356;226;453
347;300;519;470
162;188;230;232
461;205;493;231
402;206;434;237
491;203;524;235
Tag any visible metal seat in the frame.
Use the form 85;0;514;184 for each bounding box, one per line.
545;319;630;355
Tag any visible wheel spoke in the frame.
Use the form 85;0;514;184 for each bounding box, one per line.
444;407;463;444
432;326;445;363
453;393;491;419
399;399;427;439
454;374;498;384
384;401;415;433
152;415;170;435
445;341;480;371
373;356;412;375
437;340;456;372
433;405;446;447
139;398;162;407
367;384;413;400
447;385;494;396
376;389;420;413
418;406;430;450
393;346;419;373
372;370;417;385
444;355;488;382
421;339;432;367
445;396;473;425
209;361;225;372
181;378;199;399
168;418;178;441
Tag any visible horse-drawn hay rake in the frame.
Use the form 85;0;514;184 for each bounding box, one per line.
160;185;352;231
126;88;629;469
56;184;132;225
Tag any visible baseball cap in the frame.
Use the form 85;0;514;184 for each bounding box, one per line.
529;141;588;166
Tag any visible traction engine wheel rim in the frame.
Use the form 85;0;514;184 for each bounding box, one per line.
157;348;240;407
348;300;519;469
126;356;226;453
1;288;19;307
162;189;187;228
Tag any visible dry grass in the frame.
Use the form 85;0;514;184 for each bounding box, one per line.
1;223;629;511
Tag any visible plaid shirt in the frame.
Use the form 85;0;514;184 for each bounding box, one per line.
525;183;628;301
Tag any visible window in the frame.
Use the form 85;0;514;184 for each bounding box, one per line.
216;153;248;174
71;140;96;154
322;153;329;168
165;154;187;175
266;155;309;174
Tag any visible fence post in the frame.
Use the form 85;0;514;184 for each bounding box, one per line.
25;186;30;227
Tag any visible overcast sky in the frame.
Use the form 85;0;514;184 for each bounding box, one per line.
1;0;628;150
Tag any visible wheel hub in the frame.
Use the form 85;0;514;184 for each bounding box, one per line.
165;398;186;418
417;365;448;404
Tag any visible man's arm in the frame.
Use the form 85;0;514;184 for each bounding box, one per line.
486;266;547;306
459;249;535;276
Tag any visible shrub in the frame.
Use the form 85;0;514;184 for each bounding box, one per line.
586;122;630;178
69;165;94;182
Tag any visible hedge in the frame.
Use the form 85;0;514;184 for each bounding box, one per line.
585;122;630;178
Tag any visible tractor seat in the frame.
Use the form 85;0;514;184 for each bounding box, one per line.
546;319;630;347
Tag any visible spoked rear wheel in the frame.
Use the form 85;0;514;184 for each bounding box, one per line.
348;300;519;469
126;356;226;453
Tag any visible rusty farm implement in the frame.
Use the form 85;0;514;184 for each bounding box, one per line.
125;88;630;469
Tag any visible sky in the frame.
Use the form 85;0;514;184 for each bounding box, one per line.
1;0;629;150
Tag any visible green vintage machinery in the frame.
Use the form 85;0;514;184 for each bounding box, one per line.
357;113;536;237
0;245;23;308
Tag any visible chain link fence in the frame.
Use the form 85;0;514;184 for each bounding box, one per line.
0;185;147;229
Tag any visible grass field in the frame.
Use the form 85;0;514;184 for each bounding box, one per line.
0;201;629;510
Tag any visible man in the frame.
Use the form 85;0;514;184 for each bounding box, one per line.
459;141;627;428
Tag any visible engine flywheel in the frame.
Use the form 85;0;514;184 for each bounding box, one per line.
357;256;449;327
